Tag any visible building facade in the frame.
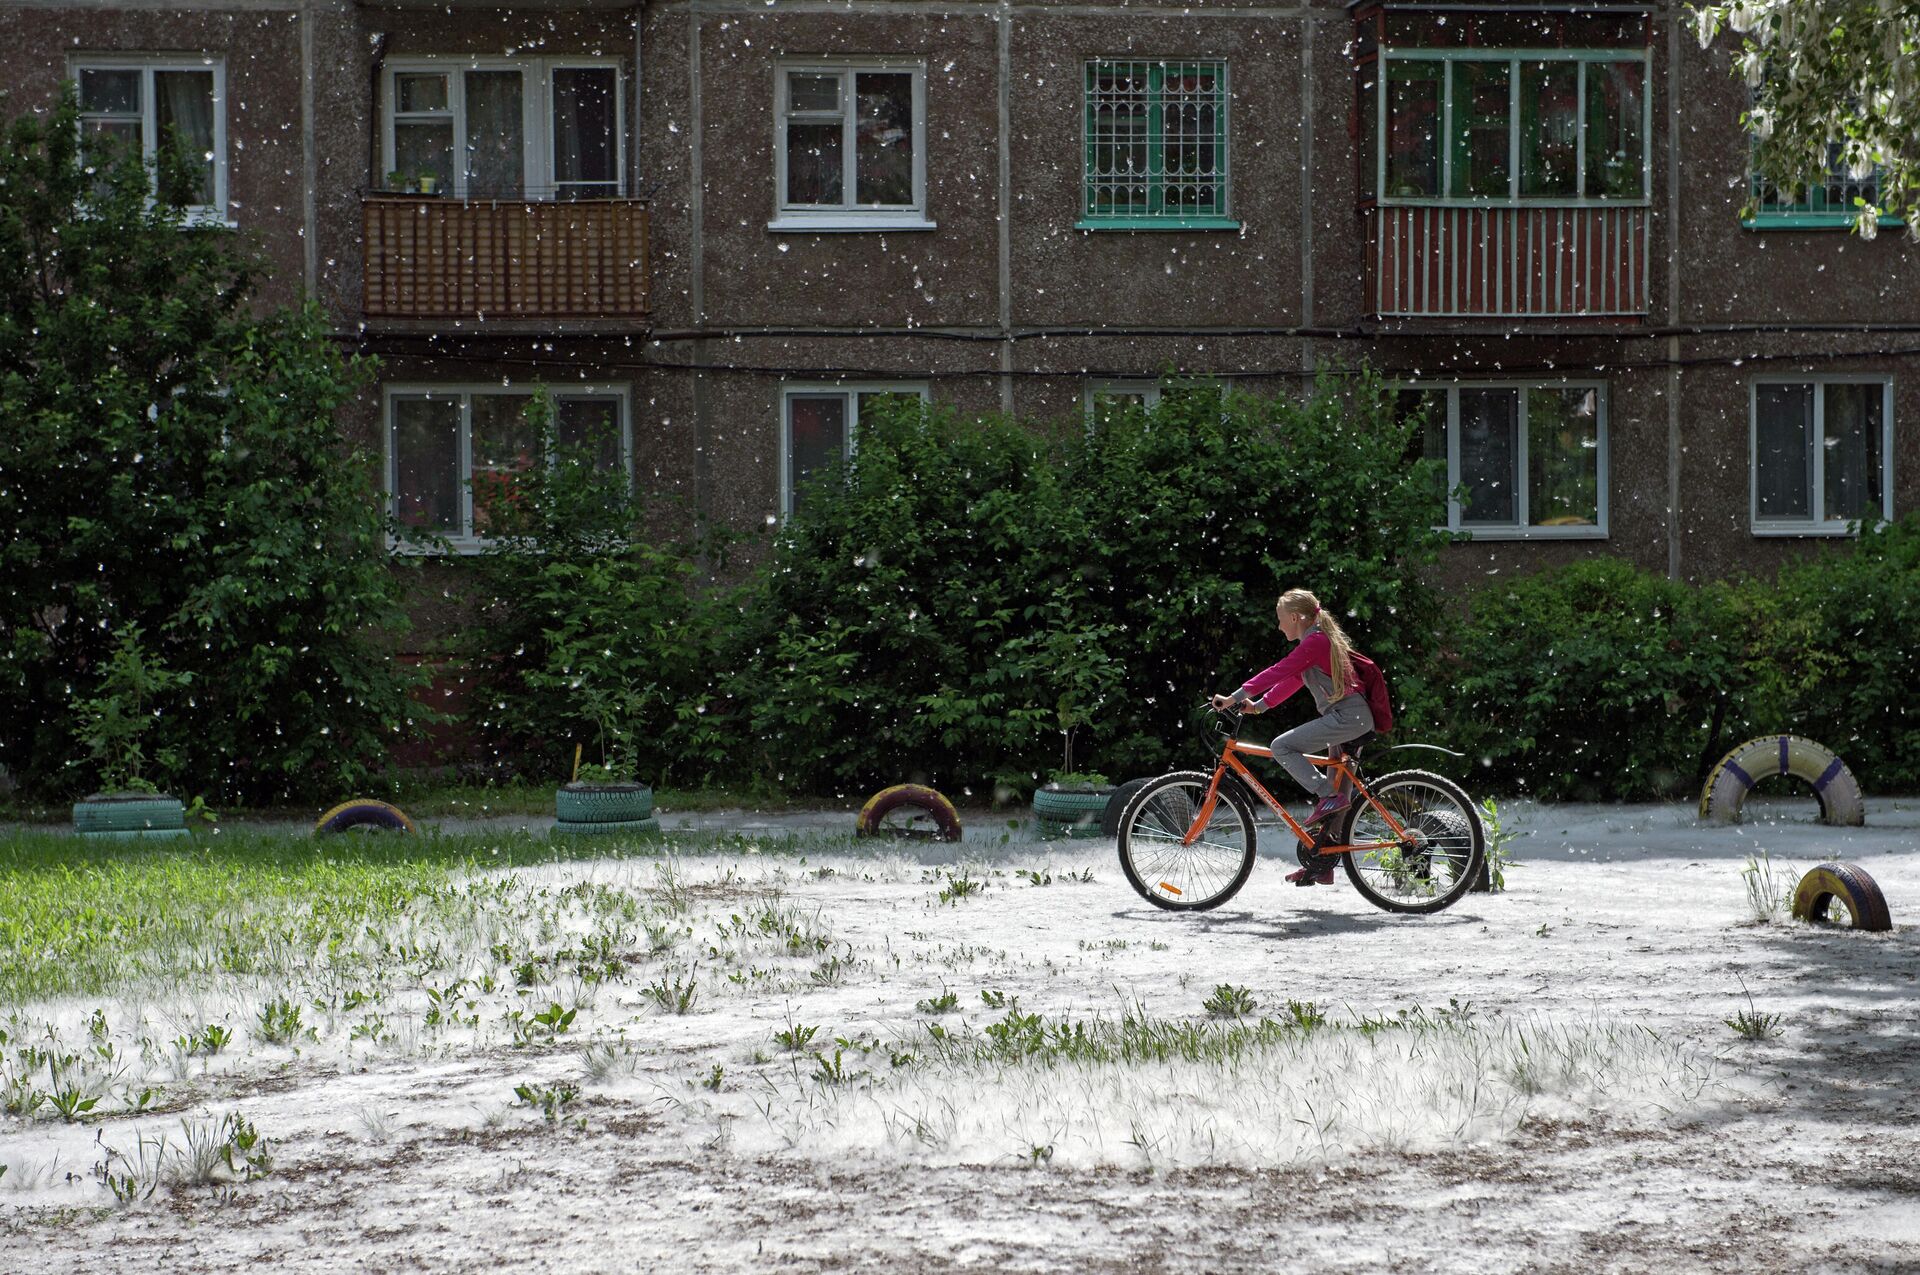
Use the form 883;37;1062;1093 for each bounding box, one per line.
5;0;1916;613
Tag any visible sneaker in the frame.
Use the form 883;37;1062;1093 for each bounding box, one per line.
1286;866;1336;887
1303;791;1350;827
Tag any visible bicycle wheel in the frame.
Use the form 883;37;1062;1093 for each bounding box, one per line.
1334;769;1485;915
1116;770;1258;911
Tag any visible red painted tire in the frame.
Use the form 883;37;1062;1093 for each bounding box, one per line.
1791;862;1892;932
856;784;962;842
314;799;417;836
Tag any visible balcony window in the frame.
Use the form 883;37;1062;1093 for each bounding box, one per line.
1377;51;1647;204
73;58;226;218
382;60;621;200
1081;60;1234;229
1394;383;1608;538
387;386;629;548
772;63;929;231
1751;379;1892;534
780;384;928;517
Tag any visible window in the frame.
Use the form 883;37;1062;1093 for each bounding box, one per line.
1396;382;1608;537
1751;379;1892;534
74;59;226;218
1082;60;1232;229
382;60;622;199
1746;144;1901;230
1378;52;1646;203
780;384;928;517
386;386;628;548
773;63;928;231
1086;381;1161;429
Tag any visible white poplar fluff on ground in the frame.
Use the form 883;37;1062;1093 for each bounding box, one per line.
1;797;1917;1273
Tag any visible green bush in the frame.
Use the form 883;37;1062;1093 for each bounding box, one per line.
0;88;425;801
1443;559;1743;800
734;371;1451;796
1735;513;1920;791
463;394;738;786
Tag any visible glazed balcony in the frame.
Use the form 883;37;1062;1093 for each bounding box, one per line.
361;194;649;331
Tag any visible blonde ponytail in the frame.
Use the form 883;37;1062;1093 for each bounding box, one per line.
1278;588;1355;698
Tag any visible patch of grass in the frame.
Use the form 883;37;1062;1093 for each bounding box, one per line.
1202;984;1258;1020
644;967;699;1015
1740;851;1793;925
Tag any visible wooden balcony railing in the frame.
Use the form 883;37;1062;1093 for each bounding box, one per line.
1366;205;1649;319
362;195;649;323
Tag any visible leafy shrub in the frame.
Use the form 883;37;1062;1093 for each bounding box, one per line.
0;88;424;800
1443;559;1741;800
734;370;1451;795
464;394;737;785
1734;513;1920;791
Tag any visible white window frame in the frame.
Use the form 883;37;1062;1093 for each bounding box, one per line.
779;382;930;518
1749;376;1895;537
1394;380;1610;540
771;59;932;233
1376;49;1652;208
1084;380;1163;427
71;56;229;224
381;57;626;200
383;383;632;553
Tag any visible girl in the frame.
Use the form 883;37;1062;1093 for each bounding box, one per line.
1209;589;1375;883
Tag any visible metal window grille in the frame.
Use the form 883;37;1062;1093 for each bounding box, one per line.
1752;144;1880;219
1084;60;1226;221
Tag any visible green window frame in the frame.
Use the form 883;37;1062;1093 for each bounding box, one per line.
1378;50;1650;206
1080;60;1236;230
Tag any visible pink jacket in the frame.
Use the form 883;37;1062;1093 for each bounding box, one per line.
1239;630;1359;711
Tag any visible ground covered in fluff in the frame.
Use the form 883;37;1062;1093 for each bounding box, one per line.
1;798;1916;1273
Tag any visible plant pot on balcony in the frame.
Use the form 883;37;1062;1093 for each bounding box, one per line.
73;792;190;840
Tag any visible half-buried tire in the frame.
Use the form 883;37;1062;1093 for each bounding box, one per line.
314;799;417;836
1699;735;1865;827
1790;862;1892;932
856;784;962;842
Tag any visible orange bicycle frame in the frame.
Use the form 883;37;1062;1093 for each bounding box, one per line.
1182;739;1411;854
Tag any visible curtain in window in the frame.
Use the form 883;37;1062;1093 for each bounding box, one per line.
1385;61;1442;197
1822;384;1882;522
1448;61;1510;199
854;73;913;206
553;68;618;199
155;70;216;205
787;395;848;513
464;71;524;198
1458;388;1518;524
1585;61;1644;199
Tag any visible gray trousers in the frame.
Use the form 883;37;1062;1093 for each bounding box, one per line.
1269;696;1376;798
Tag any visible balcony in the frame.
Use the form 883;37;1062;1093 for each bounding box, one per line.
1366;205;1648;321
361;195;649;330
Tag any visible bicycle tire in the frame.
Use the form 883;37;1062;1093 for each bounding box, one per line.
1116;770;1258;912
1334;769;1485;915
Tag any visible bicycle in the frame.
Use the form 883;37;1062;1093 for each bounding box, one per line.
1115;705;1486;915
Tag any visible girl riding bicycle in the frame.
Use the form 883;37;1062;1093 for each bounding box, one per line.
1210;589;1375;855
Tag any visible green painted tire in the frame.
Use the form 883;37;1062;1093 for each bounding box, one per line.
1032;788;1113;826
555;783;654;823
73;796;185;833
550;816;661;839
78;827;191;841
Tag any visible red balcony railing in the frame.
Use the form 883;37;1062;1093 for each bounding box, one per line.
362;195;649;322
1366;205;1649;319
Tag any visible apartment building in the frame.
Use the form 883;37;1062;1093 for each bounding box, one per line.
4;0;1916;595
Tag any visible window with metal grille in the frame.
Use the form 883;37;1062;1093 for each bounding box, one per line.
1081;60;1234;229
1746;143;1900;229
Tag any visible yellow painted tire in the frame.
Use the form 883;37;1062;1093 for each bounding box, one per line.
1790;862;1892;932
1698;735;1865;827
314;799;418;836
856;784;961;842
